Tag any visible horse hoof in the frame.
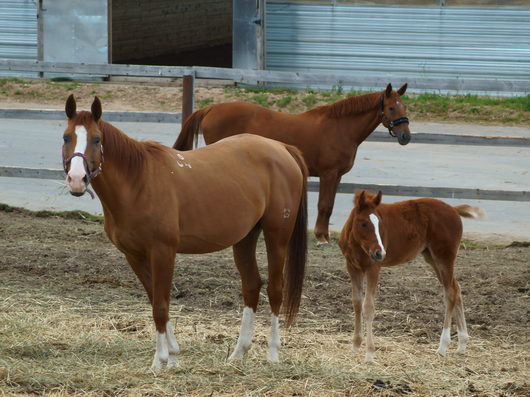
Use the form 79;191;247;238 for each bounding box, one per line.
316;240;331;248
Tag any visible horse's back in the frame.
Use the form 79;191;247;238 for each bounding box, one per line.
202;102;311;146
174;134;305;253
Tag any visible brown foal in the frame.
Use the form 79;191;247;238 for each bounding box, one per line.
339;190;484;362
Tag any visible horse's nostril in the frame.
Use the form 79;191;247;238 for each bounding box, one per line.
83;175;89;184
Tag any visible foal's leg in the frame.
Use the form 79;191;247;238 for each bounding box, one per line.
363;266;381;363
346;265;364;354
229;227;262;361
263;230;290;363
314;173;341;245
149;245;178;371
424;248;468;356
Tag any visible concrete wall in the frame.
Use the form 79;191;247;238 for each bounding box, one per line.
111;0;232;62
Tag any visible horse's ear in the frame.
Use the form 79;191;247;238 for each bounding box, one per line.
385;83;392;97
354;190;367;210
373;191;382;206
65;94;76;119
91;96;102;121
397;83;407;96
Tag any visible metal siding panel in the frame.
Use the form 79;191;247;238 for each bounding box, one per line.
0;0;38;77
265;4;530;94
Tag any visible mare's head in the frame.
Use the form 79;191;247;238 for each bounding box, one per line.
62;95;104;196
351;190;386;262
381;83;410;146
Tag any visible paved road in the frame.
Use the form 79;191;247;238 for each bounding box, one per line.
1;118;529;242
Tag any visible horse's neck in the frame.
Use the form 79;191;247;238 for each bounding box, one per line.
332;109;381;146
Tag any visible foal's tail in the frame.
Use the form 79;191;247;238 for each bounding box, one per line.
454;205;486;219
283;144;308;328
172;106;211;150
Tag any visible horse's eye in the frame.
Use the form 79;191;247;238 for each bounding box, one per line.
93;136;101;145
63;135;71;143
389;106;395;112
360;222;368;228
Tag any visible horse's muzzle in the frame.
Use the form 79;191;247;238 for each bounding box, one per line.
66;174;88;197
397;130;411;146
370;249;386;262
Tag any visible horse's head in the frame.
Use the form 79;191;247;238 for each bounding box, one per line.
62;95;104;197
351;190;386;262
381;83;410;146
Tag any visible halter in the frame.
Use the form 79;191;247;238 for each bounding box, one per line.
63;145;104;199
380;95;409;137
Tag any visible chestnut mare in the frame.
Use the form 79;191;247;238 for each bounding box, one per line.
339;190;484;362
173;84;411;245
62;95;308;370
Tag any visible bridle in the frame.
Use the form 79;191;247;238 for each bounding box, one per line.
380;95;409;137
63;145;104;199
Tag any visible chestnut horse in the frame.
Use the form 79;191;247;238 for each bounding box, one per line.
173;84;411;245
338;190;484;362
62;95;308;370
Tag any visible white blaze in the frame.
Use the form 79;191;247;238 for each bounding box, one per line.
369;213;386;255
69;126;88;177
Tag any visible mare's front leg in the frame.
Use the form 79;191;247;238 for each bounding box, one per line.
363;266;381;363
149;245;179;371
229;228;262;361
314;172;341;245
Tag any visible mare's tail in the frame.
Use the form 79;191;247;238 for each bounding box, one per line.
172;107;211;150
454;205;486;219
282;144;308;327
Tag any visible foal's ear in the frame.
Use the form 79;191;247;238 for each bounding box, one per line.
385;83;393;97
397;83;408;96
65;94;76;119
373;191;382;206
354;190;367;210
91;96;102;121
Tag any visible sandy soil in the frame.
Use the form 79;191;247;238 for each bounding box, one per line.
1;208;528;346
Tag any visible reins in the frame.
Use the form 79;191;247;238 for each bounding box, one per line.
63;145;104;199
380;95;409;137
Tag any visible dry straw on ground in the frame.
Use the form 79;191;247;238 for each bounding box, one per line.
1;209;528;396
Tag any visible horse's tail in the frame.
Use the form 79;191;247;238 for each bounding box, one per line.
283;144;308;328
172;106;212;150
454;205;486;219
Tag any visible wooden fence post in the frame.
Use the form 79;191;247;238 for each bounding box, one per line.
182;73;195;125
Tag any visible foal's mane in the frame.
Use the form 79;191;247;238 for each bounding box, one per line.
309;91;382;118
79;112;165;176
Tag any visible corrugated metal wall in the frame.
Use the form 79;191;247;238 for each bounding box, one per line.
266;3;530;93
0;0;38;77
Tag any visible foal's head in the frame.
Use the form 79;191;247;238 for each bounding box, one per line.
381;83;410;146
62;95;104;196
351;190;386;262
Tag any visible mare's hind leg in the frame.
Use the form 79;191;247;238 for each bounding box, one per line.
262;228;291;363
148;245;178;371
229;226;262;361
422;248;468;356
314;173;341;245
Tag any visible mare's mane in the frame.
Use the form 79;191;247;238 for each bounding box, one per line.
77;111;165;176
309;91;382;118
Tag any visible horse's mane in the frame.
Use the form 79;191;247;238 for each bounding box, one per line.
79;113;165;176
308;91;382;118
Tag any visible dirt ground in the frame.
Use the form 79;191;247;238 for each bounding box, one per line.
1;208;528;395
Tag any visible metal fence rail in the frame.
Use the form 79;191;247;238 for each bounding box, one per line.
1;166;528;202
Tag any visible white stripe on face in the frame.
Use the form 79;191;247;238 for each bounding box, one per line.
369;213;386;255
69;126;88;177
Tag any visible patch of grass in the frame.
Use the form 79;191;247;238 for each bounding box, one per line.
249;94;269;107
14;90;22;95
198;97;214;108
302;94;318;108
0;203;102;222
51;77;74;82
276;95;293;108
